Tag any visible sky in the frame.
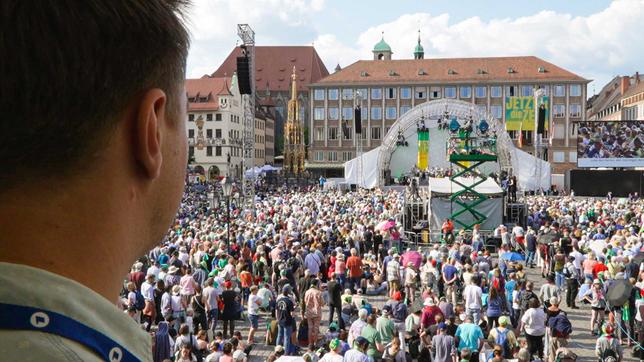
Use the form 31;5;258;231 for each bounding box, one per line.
185;0;644;95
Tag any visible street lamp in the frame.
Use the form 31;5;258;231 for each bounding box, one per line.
221;176;233;254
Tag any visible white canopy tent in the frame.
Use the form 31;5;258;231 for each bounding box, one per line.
343;146;380;189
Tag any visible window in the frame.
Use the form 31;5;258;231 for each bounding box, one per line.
371;88;382;100
206;146;213;156
554;85;565;97
371;127;381;140
400;87;411;99
521;85;533;97
328;107;339;120
314;127;324;141
552;151;565;163
360;106;368;120
328;127;338;140
570;84;581;97
476;105;487;115
569;104;581;118
356;88;368;100
386;107;397;120
415;87;425;99
215;129;221;138
342;125;352;140
342;151;353;161
206;113;213;121
490;105;502;119
431;87;441;99
188;129;194;138
490;86;502;98
342;89;353;100
314;151;324;161
553;104;565;118
475;86;486;98
536;85;549;96
445;87;456;98
314;107;325;120
386;87;397;99
188;114;195;122
459;86;471;98
328;89;339;100
342;107;353;120
360;127;367;139
371;106;382;120
568;151;577;163
215;113;222;121
215;146;222;156
624;105;638;119
314;89;325;100
505;86;516;97
400;105;411;115
328;152;338;162
206;129;212;138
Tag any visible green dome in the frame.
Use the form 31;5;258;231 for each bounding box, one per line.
414;42;424;54
373;37;391;52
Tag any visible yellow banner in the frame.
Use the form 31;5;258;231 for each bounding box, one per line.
505;96;549;131
417;131;429;169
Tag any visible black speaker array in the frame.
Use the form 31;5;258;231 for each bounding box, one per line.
354;105;362;132
236;56;252;95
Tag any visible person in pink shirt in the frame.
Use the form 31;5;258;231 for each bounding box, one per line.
335;254;347;287
304;279;325;344
583;253;598;281
179;267;197;304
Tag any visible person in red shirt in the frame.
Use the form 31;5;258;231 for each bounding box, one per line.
592;257;609;279
421;297;444;328
346;248;363;293
441;218;454;242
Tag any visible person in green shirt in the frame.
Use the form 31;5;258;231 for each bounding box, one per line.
361;314;384;359
376;308;395;346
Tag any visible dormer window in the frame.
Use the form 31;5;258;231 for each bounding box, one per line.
418;69;426;75
199;96;208;102
477;68;487;75
360;71;369;77
388;70;398;76
448;69;456;75
538;66;546;73
507;67;516;74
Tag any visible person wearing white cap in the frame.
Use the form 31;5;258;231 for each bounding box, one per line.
386;254;401;299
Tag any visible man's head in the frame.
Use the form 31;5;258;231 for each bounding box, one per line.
1;1;191;257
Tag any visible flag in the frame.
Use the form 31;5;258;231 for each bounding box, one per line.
518;123;523;148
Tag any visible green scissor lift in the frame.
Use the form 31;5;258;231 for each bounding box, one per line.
447;131;498;230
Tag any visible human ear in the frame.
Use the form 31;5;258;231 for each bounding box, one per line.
134;89;166;179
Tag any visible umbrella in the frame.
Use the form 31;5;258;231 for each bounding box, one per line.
577;283;592;301
375;220;389;231
402;251;422;268
605;279;633;307
382;220;396;231
500;252;525;262
587;240;606;256
537;233;558;245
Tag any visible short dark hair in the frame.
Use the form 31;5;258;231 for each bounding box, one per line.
0;1;191;190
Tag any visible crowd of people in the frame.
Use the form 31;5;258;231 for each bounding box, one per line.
121;179;644;362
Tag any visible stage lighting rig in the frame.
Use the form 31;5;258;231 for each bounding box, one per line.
395;127;408;147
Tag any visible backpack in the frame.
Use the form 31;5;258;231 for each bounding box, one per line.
393;301;407;322
601;340;619;362
134;290;145;311
549;313;573;337
520;290;539;311
494;328;512;358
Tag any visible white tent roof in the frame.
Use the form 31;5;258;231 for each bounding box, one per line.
428;177;503;196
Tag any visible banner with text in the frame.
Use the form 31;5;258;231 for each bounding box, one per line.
505;96;550;131
417;131;429;169
577;121;644;168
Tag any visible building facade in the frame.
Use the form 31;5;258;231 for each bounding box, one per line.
308;36;589;176
212;46;329;157
186;74;275;180
587;73;642;121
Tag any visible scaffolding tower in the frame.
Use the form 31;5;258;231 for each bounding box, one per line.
237;24;255;213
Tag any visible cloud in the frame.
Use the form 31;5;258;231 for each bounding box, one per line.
313;0;644;90
185;0;326;78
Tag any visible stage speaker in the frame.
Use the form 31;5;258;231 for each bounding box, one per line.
236;56;252;95
354;105;362;132
537;104;546;135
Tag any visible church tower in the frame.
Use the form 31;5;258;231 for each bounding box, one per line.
283;66;306;175
372;32;392;60
414;30;424;59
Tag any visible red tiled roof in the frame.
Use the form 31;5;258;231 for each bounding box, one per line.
211;46;329;92
185;76;232;112
622;80;644;99
313;56;587;85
